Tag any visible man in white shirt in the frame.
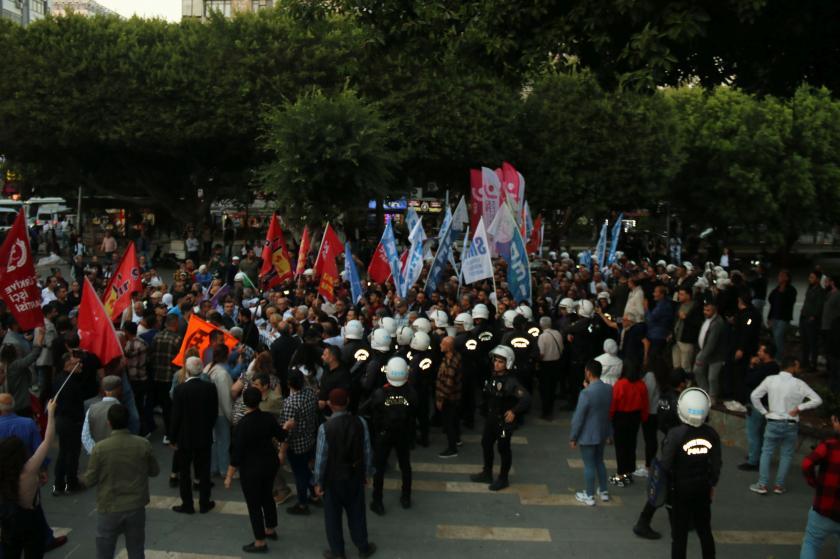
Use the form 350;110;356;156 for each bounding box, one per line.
749;357;822;495
81;376;123;454
537;316;563;419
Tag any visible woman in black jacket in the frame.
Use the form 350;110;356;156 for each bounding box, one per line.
224;387;292;553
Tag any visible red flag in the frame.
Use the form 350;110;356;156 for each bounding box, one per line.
318;257;339;302
259;213;293;288
172;314;238;367
313;223;342;276
0;210;43;330
295;225;311;278
469;169;482;234
367;240;391;284
527;215;542;254
101;242;143;321
78;278;123;366
501;162;521;208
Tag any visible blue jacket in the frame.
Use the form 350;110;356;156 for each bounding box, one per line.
645;299;674;341
570;379;613;445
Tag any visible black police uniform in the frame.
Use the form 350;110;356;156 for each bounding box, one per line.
500;328;538;394
361;350;391;400
454;331;479;429
563;315;596;407
408;349;435;446
341;339;370;413
473;372;531;488
368;382;418;511
660;422;722;559
471;321;497;384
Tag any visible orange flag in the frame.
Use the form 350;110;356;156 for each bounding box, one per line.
295;225;311;278
171;314;238;367
101;241;143;321
259;213;293;288
78;278;124;366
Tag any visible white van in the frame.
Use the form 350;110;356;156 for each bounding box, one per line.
0;199;24;232
25;197;71;228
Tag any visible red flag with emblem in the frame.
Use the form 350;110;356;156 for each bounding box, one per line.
469;168;482;234
259;213;293;288
78;278;123;366
318;256;339;302
101;241;143;321
313;223;342;276
0;209;43;330
295;225;311;278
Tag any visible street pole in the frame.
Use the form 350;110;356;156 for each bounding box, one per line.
77;186;82;233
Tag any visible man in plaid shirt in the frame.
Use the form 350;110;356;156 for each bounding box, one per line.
122;322;151;435
150;315;182;443
280;369;319;515
801;410;840;558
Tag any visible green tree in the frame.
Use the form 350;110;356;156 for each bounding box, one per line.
258;87;400;227
514;70;681;231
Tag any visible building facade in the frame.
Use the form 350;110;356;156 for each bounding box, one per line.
51;0;119;16
182;0;274;20
1;0;50;25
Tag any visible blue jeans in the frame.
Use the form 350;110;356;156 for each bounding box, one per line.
771;320;788;359
211;415;231;476
745;408;766;465
758;420;798;488
580;443;608;496
287;447;314;506
800;508;840;559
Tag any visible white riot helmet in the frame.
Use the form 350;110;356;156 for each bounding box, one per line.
381;316;398;337
430;309;449;328
385;357;409;387
471;303;490;320
371;328;391;353
412;317;432;334
410;331;431;352
344;319;364;341
577;299;594;318
489;345;515;370
500;310;516;329
516;304;533;321
396;326;413;347
234;272;247;283
677;387;711;427
454;313;474;332
558;297;575;312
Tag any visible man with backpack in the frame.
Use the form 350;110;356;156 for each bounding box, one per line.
313;388;377;559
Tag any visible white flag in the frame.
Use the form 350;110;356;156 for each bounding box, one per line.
487;201;516;257
452;196;469;232
481;167;502;229
461;217;493;285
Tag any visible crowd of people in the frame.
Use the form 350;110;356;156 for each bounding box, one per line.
2;227;840;559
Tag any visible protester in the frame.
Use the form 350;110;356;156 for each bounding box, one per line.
800;408;840;559
569;360;612;506
82;404;160;559
609;359;649;486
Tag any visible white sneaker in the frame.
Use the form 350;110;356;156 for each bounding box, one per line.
598;491;610;502
575;491;595;506
632;467;649;478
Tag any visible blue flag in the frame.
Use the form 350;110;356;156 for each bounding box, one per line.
607;213;624;265
594;219;608;268
505;224;531;304
406;206;420;239
578;250;592;270
381;221;403;294
344;242;363;305
425;215;455;297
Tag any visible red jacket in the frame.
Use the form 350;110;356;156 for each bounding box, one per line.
609;378;649;422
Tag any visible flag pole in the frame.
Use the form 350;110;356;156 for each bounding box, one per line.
53;361;81;401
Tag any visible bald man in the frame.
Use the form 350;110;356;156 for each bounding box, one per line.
435;337;462;459
0;393;68;551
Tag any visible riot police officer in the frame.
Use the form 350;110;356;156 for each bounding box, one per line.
341;319;370;413
563;299;597;408
408;331;434;447
395;326;413;360
367;357;418;515
501;314;538;394
471;304;496;385
516;304;541;342
454;313;478;429
660;388;721;559
361;328;392;399
470;346;531;491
